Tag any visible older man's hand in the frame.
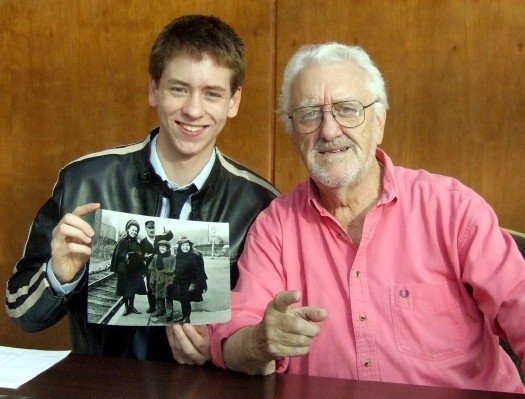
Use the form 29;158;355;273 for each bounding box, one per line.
223;290;328;375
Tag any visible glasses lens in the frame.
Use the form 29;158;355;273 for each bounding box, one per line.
290;100;370;133
333;101;364;128
292;106;323;134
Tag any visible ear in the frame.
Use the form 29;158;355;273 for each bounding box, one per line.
227;87;242;118
374;106;386;145
148;79;158;107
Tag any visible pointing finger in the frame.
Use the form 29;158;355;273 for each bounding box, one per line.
293;306;328;323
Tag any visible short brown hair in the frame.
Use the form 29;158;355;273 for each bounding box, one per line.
149;15;245;94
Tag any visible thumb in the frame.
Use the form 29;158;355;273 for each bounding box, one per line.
272;290;301;313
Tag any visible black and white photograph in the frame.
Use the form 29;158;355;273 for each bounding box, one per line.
87;209;230;326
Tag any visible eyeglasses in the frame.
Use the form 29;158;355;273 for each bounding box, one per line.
288;99;378;134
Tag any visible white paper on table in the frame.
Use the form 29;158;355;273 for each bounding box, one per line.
0;346;70;389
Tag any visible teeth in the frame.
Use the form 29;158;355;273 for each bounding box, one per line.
321;147;349;154
181;124;203;132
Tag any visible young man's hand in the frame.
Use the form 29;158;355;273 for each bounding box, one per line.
50;203;100;283
166;324;211;365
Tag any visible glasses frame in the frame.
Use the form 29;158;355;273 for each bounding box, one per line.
288;99;378;134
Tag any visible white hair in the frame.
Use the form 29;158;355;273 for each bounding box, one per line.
278;42;389;134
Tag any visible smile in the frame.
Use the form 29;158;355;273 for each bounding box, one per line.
319;147;349;155
178;122;206;133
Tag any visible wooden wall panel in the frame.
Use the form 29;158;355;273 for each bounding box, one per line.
274;0;525;233
0;0;274;350
2;0;524;352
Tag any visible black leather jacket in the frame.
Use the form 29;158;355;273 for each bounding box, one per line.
6;128;279;360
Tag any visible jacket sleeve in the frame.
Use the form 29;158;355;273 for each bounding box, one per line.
5;170;81;332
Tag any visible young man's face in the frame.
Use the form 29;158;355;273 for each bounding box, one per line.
149;54;241;164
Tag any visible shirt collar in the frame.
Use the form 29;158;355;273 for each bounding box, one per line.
149;133;216;191
375;148;397;204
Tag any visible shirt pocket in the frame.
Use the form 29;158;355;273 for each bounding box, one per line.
390;283;465;361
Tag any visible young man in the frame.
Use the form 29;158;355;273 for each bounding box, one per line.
209;43;525;393
6;15;279;362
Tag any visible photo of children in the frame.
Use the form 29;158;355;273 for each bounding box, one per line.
87;209;230;326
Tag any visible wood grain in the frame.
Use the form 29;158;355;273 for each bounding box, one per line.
1;0;524;352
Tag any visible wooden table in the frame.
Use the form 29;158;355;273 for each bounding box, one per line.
0;353;522;398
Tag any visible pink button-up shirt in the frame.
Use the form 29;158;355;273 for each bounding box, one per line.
211;149;525;393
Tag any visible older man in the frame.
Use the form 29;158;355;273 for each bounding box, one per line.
209;43;525;393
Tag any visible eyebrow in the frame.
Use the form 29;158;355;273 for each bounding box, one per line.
166;79;228;93
297;96;359;108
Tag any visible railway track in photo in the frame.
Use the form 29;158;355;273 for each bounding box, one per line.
87;268;122;324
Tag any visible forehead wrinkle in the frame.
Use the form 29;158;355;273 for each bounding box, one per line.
291;62;369;109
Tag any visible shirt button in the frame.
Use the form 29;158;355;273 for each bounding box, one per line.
363;360;372;368
355;271;361;278
337;232;344;239
358;314;366;322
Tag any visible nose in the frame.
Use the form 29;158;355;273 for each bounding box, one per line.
318;109;341;141
182;93;205;119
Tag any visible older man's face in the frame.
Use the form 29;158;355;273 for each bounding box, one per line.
289;62;385;189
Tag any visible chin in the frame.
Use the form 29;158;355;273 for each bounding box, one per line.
310;163;361;189
313;174;358;189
